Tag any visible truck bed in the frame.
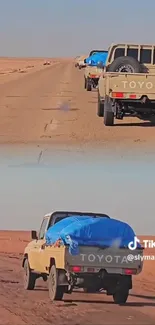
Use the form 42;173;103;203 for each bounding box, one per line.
101;72;155;100
85;66;103;78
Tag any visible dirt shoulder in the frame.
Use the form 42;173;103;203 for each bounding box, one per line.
0;57;61;84
0;231;155;325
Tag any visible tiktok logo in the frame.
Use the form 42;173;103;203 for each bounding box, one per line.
128;236;140;250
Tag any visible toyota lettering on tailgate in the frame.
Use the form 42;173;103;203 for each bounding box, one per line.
80;253;134;265
121;81;153;89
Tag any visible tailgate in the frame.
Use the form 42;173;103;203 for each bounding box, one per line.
65;246;143;275
86;66;103;78
105;73;155;100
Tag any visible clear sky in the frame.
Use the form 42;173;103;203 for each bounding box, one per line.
1;0;155;57
0;146;154;234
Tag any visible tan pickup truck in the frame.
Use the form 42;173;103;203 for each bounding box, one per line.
84;50;108;91
98;43;155;126
75;55;87;69
84;65;103;91
22;211;143;304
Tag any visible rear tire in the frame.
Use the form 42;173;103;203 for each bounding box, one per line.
48;265;65;302
113;290;129;304
23;259;36;290
86;78;92;91
97;91;104;117
84;77;86;89
104;96;114;126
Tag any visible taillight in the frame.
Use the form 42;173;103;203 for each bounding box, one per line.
89;74;97;78
124;268;137;275
129;94;136;99
71;266;81;272
112;92;136;99
112;92;124;98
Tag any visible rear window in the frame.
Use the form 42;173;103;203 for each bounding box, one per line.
127;48;138;60
54;216;66;224
140;49;151;64
114;48;125;59
49;212;110;227
89;50;107;56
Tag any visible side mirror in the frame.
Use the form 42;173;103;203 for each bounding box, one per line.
31;230;38;240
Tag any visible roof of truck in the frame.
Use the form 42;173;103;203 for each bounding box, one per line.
44;211;110;218
110;43;155;47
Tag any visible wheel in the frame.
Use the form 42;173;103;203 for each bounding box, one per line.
113;290;129;304
48;265;64;302
23;259;36;290
104;110;114;126
104;96;114;126
84;77;86;89
86;78;92;91
108;56;141;73
97;91;104;117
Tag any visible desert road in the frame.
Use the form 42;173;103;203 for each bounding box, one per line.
0;58;155;148
0;232;155;325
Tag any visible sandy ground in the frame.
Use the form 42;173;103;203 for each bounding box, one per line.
0;57;61;84
0;59;155;148
0;231;155;325
0;59;155;323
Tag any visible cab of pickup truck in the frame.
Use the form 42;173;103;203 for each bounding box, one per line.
105;43;155;73
23;210;110;269
31;210;110;241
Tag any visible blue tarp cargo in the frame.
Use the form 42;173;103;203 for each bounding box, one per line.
45;215;140;255
85;51;108;66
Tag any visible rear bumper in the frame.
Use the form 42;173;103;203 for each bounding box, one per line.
79;62;86;67
70;272;132;291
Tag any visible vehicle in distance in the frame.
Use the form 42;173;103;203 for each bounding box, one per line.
43;61;51;65
74;56;80;67
22;210;143;304
75;55;87;69
98;43;155;126
84;50;108;91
